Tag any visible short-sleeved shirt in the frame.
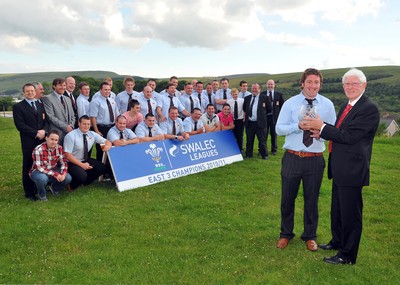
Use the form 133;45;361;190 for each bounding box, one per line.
121;111;144;130
200;113;220;128
64;129;106;161
115;90;141;113
227;98;245;120
89;95;119;125
76;94;90;119
157;95;186;118
178;94;200;113
138;97;157;118
159;117;185;135
135;122;164;138
183;116;205;133
215;88;232;110
106;126;137;142
217;112;234;126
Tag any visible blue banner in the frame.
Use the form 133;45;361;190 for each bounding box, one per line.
108;130;243;191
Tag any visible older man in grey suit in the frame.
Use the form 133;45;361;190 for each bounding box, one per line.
42;78;75;143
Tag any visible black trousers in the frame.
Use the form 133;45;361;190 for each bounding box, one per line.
266;114;278;153
68;158;106;190
22;147;36;198
329;182;363;264
245;121;267;158
280;151;325;241
233;119;244;151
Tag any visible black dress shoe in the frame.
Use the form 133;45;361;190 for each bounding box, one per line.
319;243;339;250
261;156;269;160
323;255;352;265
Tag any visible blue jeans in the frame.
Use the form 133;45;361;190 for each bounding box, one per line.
31;170;72;199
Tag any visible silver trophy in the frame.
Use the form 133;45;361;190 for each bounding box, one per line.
299;104;318;122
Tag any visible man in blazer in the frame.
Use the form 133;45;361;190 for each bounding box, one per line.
243;83;272;159
261;79;285;155
13;83;48;201
64;76;78;128
305;68;380;264
42;78;75;144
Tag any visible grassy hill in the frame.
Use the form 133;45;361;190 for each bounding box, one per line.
1;66;400;113
0;71;122;94
0;116;399;284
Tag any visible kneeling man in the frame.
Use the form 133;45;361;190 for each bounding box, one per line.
63;115;112;190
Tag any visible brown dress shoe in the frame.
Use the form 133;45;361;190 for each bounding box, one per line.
276;238;289;249
306;240;318;251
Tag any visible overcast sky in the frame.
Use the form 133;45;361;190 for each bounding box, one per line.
0;0;398;78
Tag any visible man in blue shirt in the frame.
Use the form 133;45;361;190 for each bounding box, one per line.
275;68;336;252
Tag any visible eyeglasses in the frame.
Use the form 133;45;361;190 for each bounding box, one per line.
343;82;363;87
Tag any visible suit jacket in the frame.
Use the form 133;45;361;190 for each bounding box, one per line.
64;91;78;114
243;93;272;128
321;95;380;187
261;90;284;123
42;91;75;140
13;100;48;151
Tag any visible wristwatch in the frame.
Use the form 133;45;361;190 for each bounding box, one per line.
175;135;178;139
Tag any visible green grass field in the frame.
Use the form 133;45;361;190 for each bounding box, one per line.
0;117;399;284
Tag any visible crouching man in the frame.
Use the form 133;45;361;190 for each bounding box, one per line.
30;130;72;201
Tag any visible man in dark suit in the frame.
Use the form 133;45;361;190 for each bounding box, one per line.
42;78;75;144
305;68;380;265
243;83;272;160
64;76;78;128
261;79;284;155
13;83;48;201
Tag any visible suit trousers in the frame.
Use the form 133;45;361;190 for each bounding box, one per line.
245;121;267;158
280;151;325;241
330;182;363;264
233;119;244;151
68;158;106;190
266;114;277;152
22;147;36;198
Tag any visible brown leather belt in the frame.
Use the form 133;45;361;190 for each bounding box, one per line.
287;149;323;158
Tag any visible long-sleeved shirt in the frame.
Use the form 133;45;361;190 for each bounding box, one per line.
29;142;68;177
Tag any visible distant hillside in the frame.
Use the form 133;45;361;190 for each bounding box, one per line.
0;71;123;94
1;66;399;113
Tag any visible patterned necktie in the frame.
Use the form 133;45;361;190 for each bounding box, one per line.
147;99;153;116
208;94;212;104
169;96;174;108
127;93;132;111
172;120;176;135
83;134;89;161
329;104;353;152
223;89;227;100
106;98;114;123
302;99;315;147
148;127;153;137
119;131;124;140
234;100;238;120
194;121;198;131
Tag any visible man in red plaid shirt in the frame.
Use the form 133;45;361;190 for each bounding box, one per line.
30;130;72;201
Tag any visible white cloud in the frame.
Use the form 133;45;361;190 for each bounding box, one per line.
265;32;325;48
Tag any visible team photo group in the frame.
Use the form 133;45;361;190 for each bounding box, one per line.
13;67;379;265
